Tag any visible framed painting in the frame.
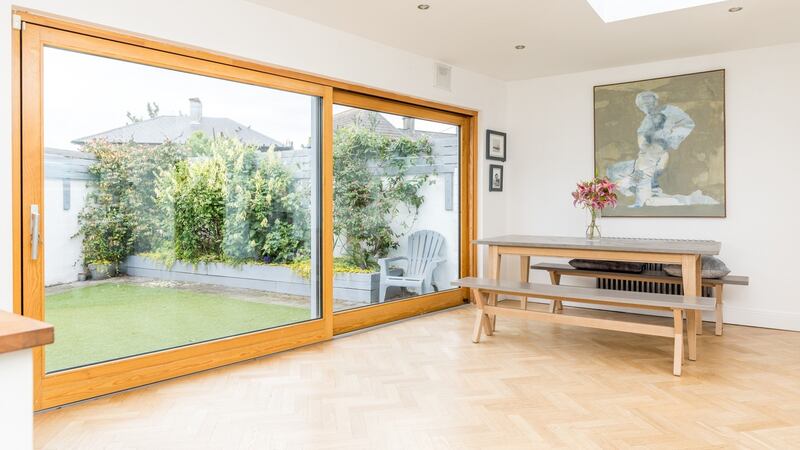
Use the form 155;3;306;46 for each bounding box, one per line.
489;164;503;192
486;130;506;161
594;69;726;217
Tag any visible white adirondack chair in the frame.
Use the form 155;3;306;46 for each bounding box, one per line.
378;230;446;302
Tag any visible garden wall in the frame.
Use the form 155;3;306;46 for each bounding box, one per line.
124;255;380;304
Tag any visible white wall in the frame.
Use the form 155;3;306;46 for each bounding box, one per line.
44;178;87;286
506;42;800;331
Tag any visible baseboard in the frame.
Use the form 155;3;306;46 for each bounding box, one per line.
499;296;800;332
723;305;800;332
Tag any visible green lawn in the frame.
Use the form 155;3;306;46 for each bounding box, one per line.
45;283;310;373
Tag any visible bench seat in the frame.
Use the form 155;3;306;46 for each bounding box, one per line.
453;277;715;376
531;263;749;286
531;263;749;335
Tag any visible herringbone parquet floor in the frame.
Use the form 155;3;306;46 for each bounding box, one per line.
34;304;800;449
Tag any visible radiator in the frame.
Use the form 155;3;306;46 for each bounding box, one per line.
595;263;713;297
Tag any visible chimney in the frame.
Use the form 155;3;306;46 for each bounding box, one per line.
189;98;202;124
402;117;415;133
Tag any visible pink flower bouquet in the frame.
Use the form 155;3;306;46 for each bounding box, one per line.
572;177;618;239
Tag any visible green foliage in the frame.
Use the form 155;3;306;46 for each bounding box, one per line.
171;158;226;261
249;151;309;264
81;132;309;268
333;124;435;269
78;140;185;264
79;119;438;274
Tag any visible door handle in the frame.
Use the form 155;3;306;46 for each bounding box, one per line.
31;204;40;260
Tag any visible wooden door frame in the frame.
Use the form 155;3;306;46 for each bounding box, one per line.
330;91;476;335
17;22;333;410
11;10;478;410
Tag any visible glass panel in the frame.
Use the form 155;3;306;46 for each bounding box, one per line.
43;47;321;373
332;105;460;312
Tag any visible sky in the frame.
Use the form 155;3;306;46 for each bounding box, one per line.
44;47;455;151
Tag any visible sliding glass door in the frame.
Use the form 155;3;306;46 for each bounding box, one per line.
21;24;332;409
331;93;471;333
16;14;474;409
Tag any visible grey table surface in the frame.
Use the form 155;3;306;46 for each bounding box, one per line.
473;235;721;256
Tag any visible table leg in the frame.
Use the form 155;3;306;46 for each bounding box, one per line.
682;254;703;336
715;285;724;336
519;256;530;310
548;272;563;313
673;309;684;376
488;245;501;331
686;306;697;361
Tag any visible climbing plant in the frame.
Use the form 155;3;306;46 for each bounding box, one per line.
333;123;435;270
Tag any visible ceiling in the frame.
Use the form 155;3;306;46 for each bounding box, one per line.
248;0;800;80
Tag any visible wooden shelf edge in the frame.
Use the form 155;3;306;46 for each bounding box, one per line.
0;311;54;354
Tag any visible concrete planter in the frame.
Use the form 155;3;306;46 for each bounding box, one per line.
124;255;380;303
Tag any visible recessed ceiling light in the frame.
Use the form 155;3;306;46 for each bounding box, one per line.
417;4;430;10
728;6;743;12
514;45;527;50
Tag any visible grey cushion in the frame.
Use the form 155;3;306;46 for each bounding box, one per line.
569;259;645;274
664;256;731;279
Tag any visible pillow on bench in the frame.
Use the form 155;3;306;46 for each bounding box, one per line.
568;259;645;274
664;256;731;279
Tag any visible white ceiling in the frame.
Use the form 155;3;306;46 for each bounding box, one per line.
248;0;800;80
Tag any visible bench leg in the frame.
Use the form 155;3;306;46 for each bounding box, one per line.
548;272;563;313
471;289;492;342
472;309;486;343
686;308;697;361
519;256;530;310
673;309;684;376
715;285;724;336
488;247;501;332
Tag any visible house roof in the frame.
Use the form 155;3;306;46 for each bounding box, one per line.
333;109;407;138
333;109;457;141
72;99;287;149
72;116;286;149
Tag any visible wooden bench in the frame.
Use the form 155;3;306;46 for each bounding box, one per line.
453;277;716;376
531;263;749;336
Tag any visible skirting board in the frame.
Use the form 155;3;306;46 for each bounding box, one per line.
499;296;800;332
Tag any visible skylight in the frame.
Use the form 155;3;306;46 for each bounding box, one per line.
586;0;727;22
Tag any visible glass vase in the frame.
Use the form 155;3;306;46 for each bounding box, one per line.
585;207;601;240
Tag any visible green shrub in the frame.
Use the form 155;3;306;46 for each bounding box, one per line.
248;151;309;263
78;140;185;264
171;158;227;262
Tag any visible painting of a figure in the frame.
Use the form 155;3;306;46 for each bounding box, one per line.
594;70;725;217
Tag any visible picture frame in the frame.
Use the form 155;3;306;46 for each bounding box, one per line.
593;69;726;218
486;129;506;161
489;164;504;192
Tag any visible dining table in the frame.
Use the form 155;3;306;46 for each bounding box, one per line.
473;235;722;335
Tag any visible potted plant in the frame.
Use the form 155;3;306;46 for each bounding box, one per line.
87;259;118;280
572;177;618;240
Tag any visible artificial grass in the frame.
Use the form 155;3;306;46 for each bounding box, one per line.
44;283;310;373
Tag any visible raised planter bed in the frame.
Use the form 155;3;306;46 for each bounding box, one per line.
124;255;380;303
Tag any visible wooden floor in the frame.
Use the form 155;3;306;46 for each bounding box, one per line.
35;304;800;449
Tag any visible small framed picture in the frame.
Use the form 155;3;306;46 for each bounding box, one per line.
486;130;507;161
489;164;504;192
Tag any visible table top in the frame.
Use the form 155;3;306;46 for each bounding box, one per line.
474;235;721;256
